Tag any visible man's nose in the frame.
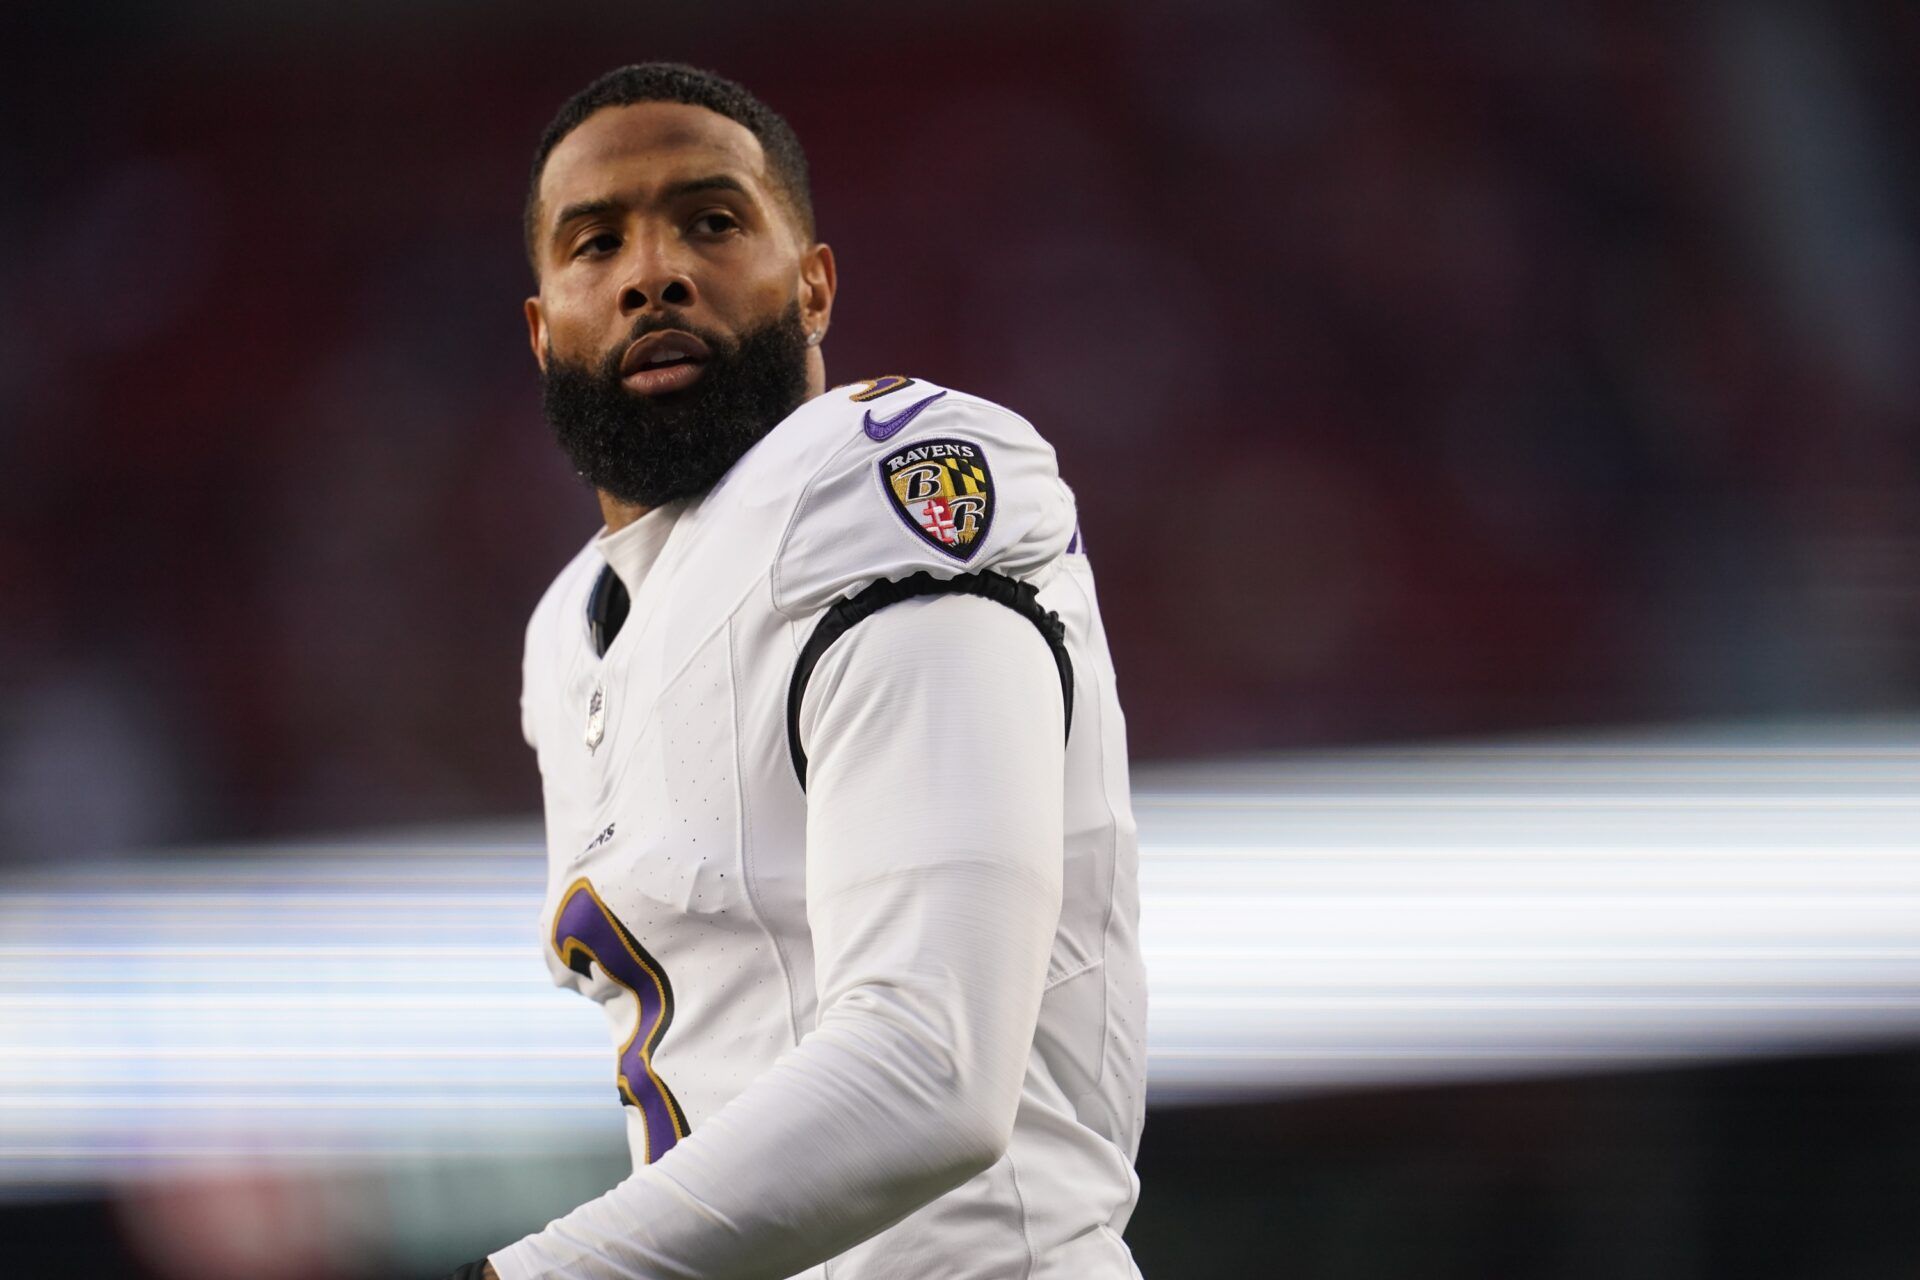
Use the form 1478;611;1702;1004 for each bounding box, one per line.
618;235;695;314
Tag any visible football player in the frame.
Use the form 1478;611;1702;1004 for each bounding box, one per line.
454;63;1146;1280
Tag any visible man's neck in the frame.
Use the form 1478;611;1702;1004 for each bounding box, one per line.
597;491;650;534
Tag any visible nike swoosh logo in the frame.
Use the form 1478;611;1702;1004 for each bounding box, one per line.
864;390;947;441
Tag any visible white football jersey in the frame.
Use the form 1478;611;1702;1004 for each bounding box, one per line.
503;378;1146;1280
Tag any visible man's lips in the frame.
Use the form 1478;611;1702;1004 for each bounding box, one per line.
620;329;712;396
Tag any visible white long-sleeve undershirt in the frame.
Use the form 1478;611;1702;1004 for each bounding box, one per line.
490;592;1068;1280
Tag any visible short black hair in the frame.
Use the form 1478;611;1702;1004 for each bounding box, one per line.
525;62;815;272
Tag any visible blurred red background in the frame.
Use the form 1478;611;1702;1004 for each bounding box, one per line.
2;3;1917;847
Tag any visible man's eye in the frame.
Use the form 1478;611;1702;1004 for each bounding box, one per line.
574;232;619;258
691;211;739;236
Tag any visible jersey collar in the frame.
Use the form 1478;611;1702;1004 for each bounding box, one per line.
593;500;684;598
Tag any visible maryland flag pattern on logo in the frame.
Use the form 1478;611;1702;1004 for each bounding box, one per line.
879;437;995;561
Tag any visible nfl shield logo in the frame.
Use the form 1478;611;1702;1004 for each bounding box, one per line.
878;437;995;561
584;683;606;753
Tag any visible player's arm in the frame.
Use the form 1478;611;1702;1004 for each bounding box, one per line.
482;592;1066;1280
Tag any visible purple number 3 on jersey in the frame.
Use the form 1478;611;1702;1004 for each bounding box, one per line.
552;878;689;1161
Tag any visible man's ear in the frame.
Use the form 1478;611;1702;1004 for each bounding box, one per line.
524;296;549;373
798;242;836;342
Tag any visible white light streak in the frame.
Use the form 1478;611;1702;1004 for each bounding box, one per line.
1;720;1916;1184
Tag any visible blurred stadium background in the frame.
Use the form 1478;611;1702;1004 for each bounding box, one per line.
3;1;1919;1276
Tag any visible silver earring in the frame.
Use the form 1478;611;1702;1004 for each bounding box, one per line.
805;330;821;347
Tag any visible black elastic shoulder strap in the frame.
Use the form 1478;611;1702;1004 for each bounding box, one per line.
786;569;1074;791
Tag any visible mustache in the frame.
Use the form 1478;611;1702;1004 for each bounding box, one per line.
599;312;733;375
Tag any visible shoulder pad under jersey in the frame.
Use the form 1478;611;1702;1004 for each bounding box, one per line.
769;378;1077;619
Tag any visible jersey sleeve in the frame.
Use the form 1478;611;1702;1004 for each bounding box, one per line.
771;386;1079;620
486;592;1067;1280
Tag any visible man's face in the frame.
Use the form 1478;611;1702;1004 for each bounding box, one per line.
525;101;835;509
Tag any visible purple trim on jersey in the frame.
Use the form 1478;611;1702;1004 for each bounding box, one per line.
553;879;686;1160
849;375;915;403
863;390;947;441
1066;524;1083;554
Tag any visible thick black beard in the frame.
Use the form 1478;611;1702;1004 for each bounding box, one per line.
541;302;810;508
